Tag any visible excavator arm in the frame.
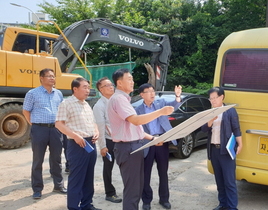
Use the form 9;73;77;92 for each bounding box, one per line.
52;18;171;91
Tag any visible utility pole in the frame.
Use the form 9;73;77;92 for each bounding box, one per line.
10;3;39;24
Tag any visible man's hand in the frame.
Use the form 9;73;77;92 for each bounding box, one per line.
175;85;182;97
92;124;99;144
236;144;243;155
150;136;163;146
159;106;174;115
74;136;86;147
208;116;218;127
92;133;99;144
100;147;108;157
155;141;164;146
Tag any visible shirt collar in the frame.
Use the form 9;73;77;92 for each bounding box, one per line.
70;95;87;105
115;89;131;102
100;95;109;103
143;100;154;108
40;85;55;93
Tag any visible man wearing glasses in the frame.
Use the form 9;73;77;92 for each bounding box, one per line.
135;83;182;210
23;68;67;199
93;77;122;203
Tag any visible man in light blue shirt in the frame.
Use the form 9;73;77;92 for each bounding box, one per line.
23;68;67;199
135;83;182;210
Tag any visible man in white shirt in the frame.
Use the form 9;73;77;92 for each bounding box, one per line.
93;77;122;203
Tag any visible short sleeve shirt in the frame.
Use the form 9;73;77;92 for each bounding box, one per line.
23;86;63;123
56;95;96;138
107;89;145;142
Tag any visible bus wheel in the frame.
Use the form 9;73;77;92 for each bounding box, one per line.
0;104;30;149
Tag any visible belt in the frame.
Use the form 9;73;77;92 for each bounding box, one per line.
116;140;143;144
153;134;163;137
211;144;221;149
32;123;55;128
69;137;93;141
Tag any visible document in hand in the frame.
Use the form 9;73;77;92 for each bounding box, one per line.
84;139;94;153
226;133;236;160
131;104;236;154
106;152;112;162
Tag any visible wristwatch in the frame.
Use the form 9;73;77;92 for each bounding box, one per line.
151;136;155;140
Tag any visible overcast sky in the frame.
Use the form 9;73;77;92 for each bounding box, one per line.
0;0;58;24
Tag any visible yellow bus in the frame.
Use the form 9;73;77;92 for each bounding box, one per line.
210;28;268;185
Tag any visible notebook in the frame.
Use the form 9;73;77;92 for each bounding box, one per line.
226;134;236;160
106;152;112;162
84;139;94;153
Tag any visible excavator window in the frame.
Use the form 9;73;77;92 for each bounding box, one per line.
0;32;3;49
12;33;56;53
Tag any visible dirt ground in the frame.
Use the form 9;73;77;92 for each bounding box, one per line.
0;143;267;210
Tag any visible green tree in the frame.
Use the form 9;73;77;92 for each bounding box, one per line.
36;0;268;92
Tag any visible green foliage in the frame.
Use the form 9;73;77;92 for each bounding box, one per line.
182;82;212;96
34;0;268;92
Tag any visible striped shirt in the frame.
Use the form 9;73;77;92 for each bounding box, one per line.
107;89;145;142
23;86;63;123
56;95;96;139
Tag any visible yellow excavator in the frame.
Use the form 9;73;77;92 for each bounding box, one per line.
0;18;171;149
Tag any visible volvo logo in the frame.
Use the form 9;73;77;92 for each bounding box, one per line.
118;35;144;46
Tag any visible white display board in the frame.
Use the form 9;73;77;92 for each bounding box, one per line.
131;104;236;154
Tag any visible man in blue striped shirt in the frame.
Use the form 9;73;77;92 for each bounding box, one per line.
23;68;67;199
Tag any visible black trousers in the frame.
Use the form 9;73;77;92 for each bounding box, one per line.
102;139;116;196
142;142;169;204
63;134;69;170
114;141;144;210
30;124;63;193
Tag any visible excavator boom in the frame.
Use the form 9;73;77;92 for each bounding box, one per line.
53;18;171;91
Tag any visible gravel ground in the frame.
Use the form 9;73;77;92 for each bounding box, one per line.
0;143;267;210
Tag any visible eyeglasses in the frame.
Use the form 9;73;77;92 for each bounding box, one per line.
143;90;155;94
100;84;115;88
208;96;219;101
43;75;55;78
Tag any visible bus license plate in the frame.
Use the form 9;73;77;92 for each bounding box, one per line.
258;137;268;155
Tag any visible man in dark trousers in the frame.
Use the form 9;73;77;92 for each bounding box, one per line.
56;77;101;210
23;68;67;199
93;77;122;203
107;68;174;210
202;87;242;210
135;83;182;210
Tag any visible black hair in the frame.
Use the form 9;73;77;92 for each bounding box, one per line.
112;68;130;86
39;68;54;77
71;77;89;94
96;77;109;91
138;83;155;93
208;86;225;97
